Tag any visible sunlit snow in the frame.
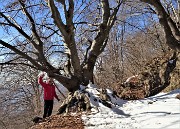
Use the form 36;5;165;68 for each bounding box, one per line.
82;83;180;129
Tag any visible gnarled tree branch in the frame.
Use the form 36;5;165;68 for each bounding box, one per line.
140;0;180;51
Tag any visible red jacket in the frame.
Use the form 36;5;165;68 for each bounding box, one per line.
38;76;58;100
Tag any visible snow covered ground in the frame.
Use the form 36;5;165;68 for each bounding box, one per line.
82;83;180;129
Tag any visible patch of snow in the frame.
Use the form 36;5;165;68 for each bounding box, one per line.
82;84;180;129
169;59;175;64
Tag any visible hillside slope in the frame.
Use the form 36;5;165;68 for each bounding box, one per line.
30;84;180;129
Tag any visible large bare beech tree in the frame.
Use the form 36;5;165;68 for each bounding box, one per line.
0;0;123;92
0;0;179;94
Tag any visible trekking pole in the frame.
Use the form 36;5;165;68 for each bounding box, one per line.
53;81;66;99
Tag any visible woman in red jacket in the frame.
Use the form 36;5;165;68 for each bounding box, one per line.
38;74;60;118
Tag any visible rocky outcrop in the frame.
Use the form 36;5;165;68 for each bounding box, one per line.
117;51;179;99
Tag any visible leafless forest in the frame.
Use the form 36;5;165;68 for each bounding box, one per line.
0;0;179;128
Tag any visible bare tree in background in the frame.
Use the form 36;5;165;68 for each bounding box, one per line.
95;0;179;98
95;0;168;88
0;65;42;128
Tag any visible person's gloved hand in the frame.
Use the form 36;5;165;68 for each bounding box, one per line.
40;73;45;77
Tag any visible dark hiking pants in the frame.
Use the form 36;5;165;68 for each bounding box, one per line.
43;100;54;118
